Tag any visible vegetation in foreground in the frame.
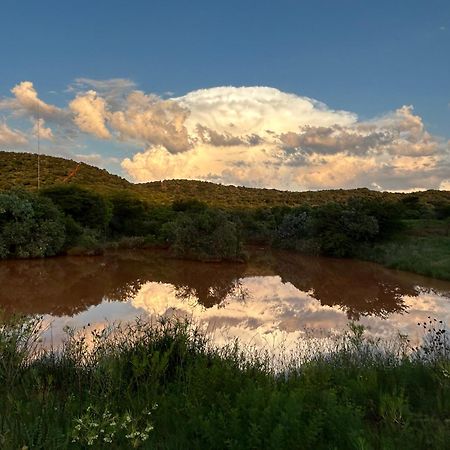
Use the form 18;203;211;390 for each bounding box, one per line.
0;315;449;449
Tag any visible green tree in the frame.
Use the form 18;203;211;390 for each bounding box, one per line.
312;203;379;257
108;193;150;237
0;191;66;258
165;209;243;261
40;185;112;232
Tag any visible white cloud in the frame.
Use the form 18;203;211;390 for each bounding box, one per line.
0;122;28;147
176;86;356;137
440;180;450;190
0;81;66;121
1;81;449;191
32;118;54;140
109;90;191;153
69;90;111;139
121;87;450;191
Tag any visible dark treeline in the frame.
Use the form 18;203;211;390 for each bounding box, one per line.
1;184;450;262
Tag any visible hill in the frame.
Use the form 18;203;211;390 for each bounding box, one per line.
1;151;449;209
0;151;130;194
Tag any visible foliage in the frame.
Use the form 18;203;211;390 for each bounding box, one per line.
0;316;449;449
71;404;155;447
164;208;243;261
1;151;450;278
41;185;112;232
1;151;449;211
108;192;151;237
171;199;208;213
312;202;379;257
0;191;66;258
361;234;450;280
272;203;380;257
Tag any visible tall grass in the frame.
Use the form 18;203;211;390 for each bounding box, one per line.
0;314;449;449
362;236;450;280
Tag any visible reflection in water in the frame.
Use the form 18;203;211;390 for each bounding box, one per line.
0;251;248;316
0;249;449;349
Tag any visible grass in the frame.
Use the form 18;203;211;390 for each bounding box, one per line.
0;315;449;449
362;220;450;280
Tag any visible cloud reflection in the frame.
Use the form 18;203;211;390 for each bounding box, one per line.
1;249;449;352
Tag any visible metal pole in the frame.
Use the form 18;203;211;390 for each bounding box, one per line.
37;104;40;191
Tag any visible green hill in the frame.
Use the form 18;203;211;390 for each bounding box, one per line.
0;151;130;193
1;151;449;209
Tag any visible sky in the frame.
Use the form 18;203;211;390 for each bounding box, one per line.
0;0;449;191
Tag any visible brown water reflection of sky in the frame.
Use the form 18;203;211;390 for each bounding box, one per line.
1;249;449;350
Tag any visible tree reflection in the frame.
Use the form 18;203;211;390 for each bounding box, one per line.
261;250;450;319
0;249;449;320
0;251;248;316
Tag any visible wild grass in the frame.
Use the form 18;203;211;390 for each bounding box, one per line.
0;314;449;449
363;234;450;281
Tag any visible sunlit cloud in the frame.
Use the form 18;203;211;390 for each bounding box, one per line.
176;86;356;136
121;87;449;191
1;80;449;191
32;118;54;141
69;90;111;139
0;122;28;146
440;180;450;190
0;81;66;121
109;90;191;153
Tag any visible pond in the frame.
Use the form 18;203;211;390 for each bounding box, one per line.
1;248;449;351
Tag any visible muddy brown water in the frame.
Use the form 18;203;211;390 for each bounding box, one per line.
1;249;449;350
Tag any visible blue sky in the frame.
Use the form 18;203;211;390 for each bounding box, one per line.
0;0;449;191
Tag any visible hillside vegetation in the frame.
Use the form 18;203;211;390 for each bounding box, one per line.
1;151;450;278
2;151;450;209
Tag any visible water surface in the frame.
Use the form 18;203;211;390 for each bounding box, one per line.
1;249;449;350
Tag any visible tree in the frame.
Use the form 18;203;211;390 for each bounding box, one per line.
40;185;112;232
312;203;379;257
108;193;149;237
0;191;66;258
164;209;243;261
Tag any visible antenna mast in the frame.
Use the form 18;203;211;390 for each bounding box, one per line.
37;104;40;191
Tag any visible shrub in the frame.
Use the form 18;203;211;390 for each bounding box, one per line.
165;209;243;261
40;185;112;232
312;203;379;257
0;191;66;258
275;210;314;248
108;193;151;237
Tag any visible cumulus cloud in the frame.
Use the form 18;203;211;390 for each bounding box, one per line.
1;81;449;191
70;78;136;108
280;126;391;156
0;81;66;121
121;86;450;191
122;144;382;190
279;106;440;158
32;118;54;140
69;90;111;139
109;91;191;153
0;122;28;147
439;180;450;190
177;86;356;134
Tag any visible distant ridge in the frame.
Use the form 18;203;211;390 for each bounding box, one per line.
1;151;449;209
